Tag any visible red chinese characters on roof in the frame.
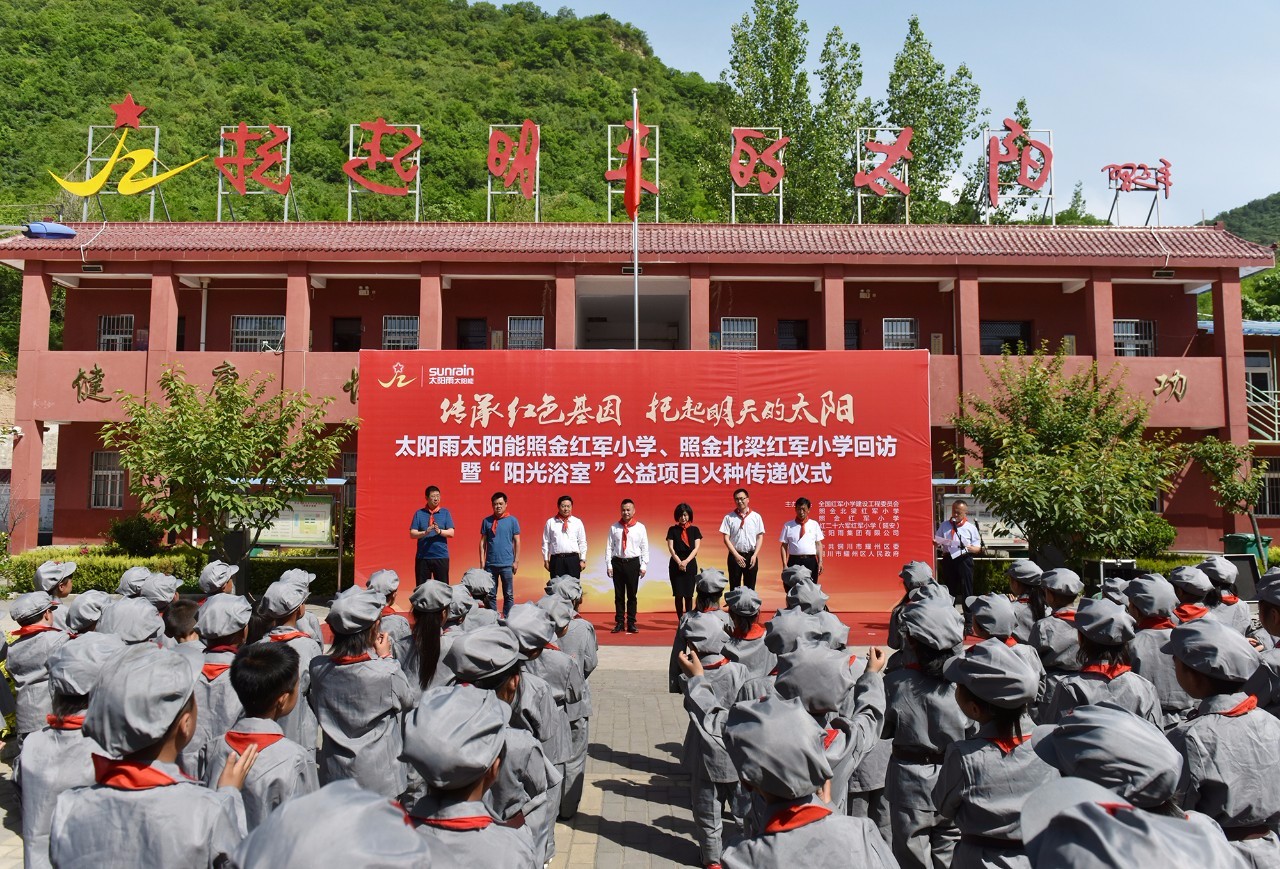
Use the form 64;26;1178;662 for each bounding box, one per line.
488;120;539;200
216;123;292;195
344;118;422;196
854;128;914;197
1103;159;1172;199
730;128;790;194
988;118;1052;207
605;120;658;196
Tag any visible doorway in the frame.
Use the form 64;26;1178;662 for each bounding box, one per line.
332;317;362;352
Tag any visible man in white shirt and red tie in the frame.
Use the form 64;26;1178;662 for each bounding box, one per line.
779;496;823;580
606;498;648;634
720;488;765;591
542;494;588;579
934;499;983;625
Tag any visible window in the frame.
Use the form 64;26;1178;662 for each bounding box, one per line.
91;451;124;509
1259;472;1280;517
457;318;487;350
844;320;861;350
720;317;758;350
231;315;285;352
507;316;545;350
382;315;419;350
980;320;1032;355
341;452;357;508
176;316;186;352
1114;319;1156;357
1246;350;1273;401
97;315;134;351
777;319;809;350
882;318;918;350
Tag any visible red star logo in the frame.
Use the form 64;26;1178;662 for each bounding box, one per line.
109;93;147;129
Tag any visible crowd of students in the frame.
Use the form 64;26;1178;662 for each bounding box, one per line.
4;551;1280;867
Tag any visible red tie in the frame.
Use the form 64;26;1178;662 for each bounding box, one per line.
678;520;690;547
737;508;751;536
560;516;571;534
620;518;635;553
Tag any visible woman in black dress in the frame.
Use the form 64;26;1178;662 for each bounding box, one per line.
665;502;702;618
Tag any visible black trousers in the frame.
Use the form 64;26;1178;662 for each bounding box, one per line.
727;549;758;590
415;557;450;585
940;553;974;602
611;557;641;626
787;554;819;578
547;552;582;579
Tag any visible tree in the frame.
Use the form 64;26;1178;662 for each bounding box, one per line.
101;364;357;560
806;26;873;223
950;348;1183;566
1188;436;1270;569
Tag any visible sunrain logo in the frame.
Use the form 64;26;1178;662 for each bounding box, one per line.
429;365;475;385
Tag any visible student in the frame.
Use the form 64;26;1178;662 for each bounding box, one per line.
309;587;416;798
1168;565;1214;623
184;594;254;778
278;567;324;643
199;559;240;598
534;593;589;820
204;643;317;829
16;633;124;869
49;645;256;869
888;561;935;650
139;572;181;615
1096;575;1130;606
542;494;587;580
1244;577;1280;717
1005;560;1046;644
165;599;205;678
7;591;69;741
934;638;1057;869
410;484;454;586
783;578;850;649
883;599;973;869
541;576;597;820
479;491;522;617
1199;555;1255;635
65;590;110;637
395;579;454;690
967;592;1044;682
723;587;776;690
95;597;165;646
606;497;649;633
666;501;702;618
1167;618;1280;866
233;780;432;868
402;686;538;867
253;580;323;763
1125;573;1195;728
366;568;412;647
1044;598;1160;725
443;584;477;635
34;560;76;632
1028;568;1084;721
460;567;501;629
670;569;733;693
114;565;151;598
720;695;898;869
763;607;830;659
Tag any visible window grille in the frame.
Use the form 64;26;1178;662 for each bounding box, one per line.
1258;473;1280;517
91;451;124;509
777;319;809;350
882;318;918;350
507;316;545;350
382;316;420;350
720;317;758;351
97;315;134;351
844;320;861;350
457;318;487;350
231;315;285;352
980;320;1032;355
1114;319;1156;357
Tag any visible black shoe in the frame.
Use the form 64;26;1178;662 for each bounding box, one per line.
611;623;625;634
627;624;639;634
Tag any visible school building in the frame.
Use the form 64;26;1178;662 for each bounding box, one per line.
0;220;1274;554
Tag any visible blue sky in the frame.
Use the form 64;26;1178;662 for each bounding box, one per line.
533;0;1280;227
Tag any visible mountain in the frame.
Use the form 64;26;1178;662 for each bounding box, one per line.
1214;191;1280;246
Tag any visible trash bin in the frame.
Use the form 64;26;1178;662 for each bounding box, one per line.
1221;533;1273;558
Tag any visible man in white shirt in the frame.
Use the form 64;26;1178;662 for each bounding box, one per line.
779;496;823;580
542;494;588;579
606;499;648;634
933;499;983;622
720;488;765;591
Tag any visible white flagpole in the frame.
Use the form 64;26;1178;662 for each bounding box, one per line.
632;87;640;351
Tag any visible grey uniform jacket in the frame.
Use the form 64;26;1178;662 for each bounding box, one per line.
525;646;586;724
724;631;777;681
381;611;412;647
1010;598;1040;644
1044;668;1161;725
883;665;976;809
256;628;322;755
722;795;899;869
557;617;599;718
1210;598;1254;635
182;647;244;778
511;670;571;765
669;608;734;693
823;671;888;811
202;717;318;830
48;759;246;869
409;796;538;869
308;652;417;798
681;660;750;783
393;631;457;691
1130;626;1196;727
171;641;205;678
298;610;324;643
15;723;102;869
8;628;69;734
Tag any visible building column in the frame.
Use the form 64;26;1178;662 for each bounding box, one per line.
283;262;310;391
145;263;178;390
689;265;710;350
1212;269;1249;533
419;264;442;350
554;264;575;350
954;271;982;467
823;265;845;350
1085;270;1114;360
11;264;52;552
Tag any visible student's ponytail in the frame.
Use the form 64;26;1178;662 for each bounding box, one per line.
413;608;446;689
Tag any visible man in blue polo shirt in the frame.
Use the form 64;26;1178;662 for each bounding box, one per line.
479;491;521;616
410;485;454;585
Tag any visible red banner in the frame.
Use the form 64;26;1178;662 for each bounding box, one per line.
355;351;932;614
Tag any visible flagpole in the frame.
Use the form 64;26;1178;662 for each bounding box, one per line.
632;87;640;351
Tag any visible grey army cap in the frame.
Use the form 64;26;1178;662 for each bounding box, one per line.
402;685;506;790
325;588;384;636
785;578;829;615
461;567;497;597
10;591;55;624
96;597;163;644
1197;555;1238;589
1041;569;1084;598
945;637;1038;708
696;568;729;597
780;564;813;590
139;573;181;608
764;609;827;656
259;580;308;619
1168;565;1212;597
900;599;964;651
410;579;453;613
725;586;762;618
1167;619;1259;683
546;575;583;605
48;632;126;698
535;594;574;632
1006;559;1043;587
366;568;401;597
1125;575;1178;618
773;645;860;715
444;625;525;682
966;593;1016;639
683;611;730;659
35;560;76;592
198;560;239;595
116;565;151;597
196;594;253;639
724;695;833;799
84;645;197;757
898;560;934;590
66;589;111;634
505;602;556;652
1074;598;1136;647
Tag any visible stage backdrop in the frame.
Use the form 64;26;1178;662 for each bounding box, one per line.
355;350;932;614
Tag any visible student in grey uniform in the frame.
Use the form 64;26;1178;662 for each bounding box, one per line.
883;598;973;869
1126;573;1195;728
444;583;476;635
184;594;253;778
34;560;75;632
724;587;776;695
367;568;412;647
16;632;123;869
888;562;936;650
65;590;110;636
165;599;205;678
1021;777;1247;869
1044;598;1160;725
541;576;598;819
1027;568;1083;721
719;694;898;869
1097;575;1130;606
277;567;324;643
670;568;734;693
967;593;1043;680
115;565;151;598
934;638;1057;869
139;572;181;615
1167;618;1280;868
402;685;538;868
7;592;68;740
784;578;850;648
233;780;432;868
48;644;256;869
309;587;416;799
1244;577;1280;716
1005;560;1045;644
396;579;455;689
1200;555;1254;635
1169;564;1214;623
461;567;502;628
252;580;322;760
204;642;317;829
200;559;240;598
535;592;590;819
96;596;164;645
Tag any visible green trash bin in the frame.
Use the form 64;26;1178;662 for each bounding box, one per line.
1221;533;1273;558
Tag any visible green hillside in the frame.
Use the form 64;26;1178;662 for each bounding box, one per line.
1214;191;1280;246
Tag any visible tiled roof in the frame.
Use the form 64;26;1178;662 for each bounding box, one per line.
2;221;1273;266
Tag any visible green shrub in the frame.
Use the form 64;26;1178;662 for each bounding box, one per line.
1135;553;1215;576
241;555;353;597
1;548;205;593
106;514;167;557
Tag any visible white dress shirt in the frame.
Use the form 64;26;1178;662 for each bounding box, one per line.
542;515;588;560
720;510;765;553
606;521;649;572
780;519;823;555
934;518;981;558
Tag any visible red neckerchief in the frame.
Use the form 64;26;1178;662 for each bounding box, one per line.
269;630;310;643
1174;603;1209;622
205;644;239;654
1137;615;1176;631
949;518;966;538
417;816;493;831
702;657;730;670
678;519;691;547
332;653;372;665
225;730;284;754
381;606;398;618
731;624;765;640
1053;610;1077;623
1220;593;1240;605
546;643;561;651
763;803;833;834
848;652;860;666
1082;662;1132;681
700;606;720;614
486;514;504;539
46;714;85;730
1222;695;1259;717
823;728;840;749
556;514;571;535
427;506;443;529
792;519;807;543
12;624;57;638
202;663;231;681
92;756;185;790
1004;637;1019;647
736;507;752;536
986;733;1032;755
619;517;636;552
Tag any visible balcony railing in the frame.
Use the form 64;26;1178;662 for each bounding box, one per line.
1247;380;1280;442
